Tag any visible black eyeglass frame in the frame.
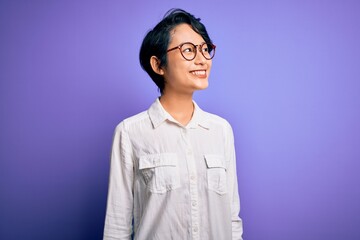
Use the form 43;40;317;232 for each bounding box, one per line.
166;42;216;61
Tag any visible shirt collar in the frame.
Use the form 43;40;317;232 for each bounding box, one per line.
148;98;210;129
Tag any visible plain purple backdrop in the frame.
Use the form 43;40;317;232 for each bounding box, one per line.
1;0;360;239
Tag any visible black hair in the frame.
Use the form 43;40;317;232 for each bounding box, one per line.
139;8;213;94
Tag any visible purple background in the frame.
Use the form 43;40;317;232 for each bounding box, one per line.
1;1;359;239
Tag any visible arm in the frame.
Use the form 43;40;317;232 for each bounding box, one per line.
103;122;134;240
225;122;243;240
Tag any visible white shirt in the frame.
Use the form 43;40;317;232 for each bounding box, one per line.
103;98;243;240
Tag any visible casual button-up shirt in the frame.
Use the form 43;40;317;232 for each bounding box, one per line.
103;98;243;240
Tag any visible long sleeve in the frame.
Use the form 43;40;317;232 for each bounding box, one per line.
103;122;134;240
225;123;243;240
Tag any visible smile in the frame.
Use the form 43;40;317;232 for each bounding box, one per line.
190;70;206;76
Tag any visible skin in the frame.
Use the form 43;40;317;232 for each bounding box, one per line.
150;23;213;126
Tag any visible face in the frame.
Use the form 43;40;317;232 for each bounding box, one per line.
160;24;212;95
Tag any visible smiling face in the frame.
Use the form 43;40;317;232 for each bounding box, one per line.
158;24;213;96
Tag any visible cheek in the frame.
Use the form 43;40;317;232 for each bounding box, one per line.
206;62;212;76
208;61;213;70
163;63;188;82
166;56;190;73
172;62;191;76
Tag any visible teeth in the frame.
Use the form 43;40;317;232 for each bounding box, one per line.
191;70;206;75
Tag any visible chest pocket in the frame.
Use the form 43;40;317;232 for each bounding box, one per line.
139;153;180;194
204;154;227;195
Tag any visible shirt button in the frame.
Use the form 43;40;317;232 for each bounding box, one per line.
190;175;195;181
193;226;198;232
186;149;192;154
192;201;197;207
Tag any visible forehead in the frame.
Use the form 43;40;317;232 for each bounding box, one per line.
169;23;205;46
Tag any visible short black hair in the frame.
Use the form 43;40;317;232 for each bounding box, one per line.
139;8;213;94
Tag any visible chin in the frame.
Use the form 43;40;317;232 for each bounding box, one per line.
194;82;209;90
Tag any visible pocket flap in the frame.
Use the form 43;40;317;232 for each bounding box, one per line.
204;154;226;169
139;153;177;169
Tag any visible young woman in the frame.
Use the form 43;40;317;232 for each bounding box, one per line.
103;9;243;240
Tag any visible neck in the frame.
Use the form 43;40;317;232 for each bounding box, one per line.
159;92;194;126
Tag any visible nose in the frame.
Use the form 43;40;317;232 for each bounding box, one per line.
194;46;207;64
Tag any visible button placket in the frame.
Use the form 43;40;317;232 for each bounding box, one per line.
182;128;200;240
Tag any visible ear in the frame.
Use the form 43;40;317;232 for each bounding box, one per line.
150;56;164;75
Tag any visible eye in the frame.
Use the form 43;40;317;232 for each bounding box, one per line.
183;47;194;53
202;44;211;53
181;43;196;54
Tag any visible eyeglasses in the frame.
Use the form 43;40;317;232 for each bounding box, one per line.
167;42;216;61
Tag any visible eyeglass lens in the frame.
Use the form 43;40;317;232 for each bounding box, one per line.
180;43;215;60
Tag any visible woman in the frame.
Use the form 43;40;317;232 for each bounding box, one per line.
103;9;243;240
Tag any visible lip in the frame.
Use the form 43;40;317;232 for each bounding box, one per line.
189;69;207;78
